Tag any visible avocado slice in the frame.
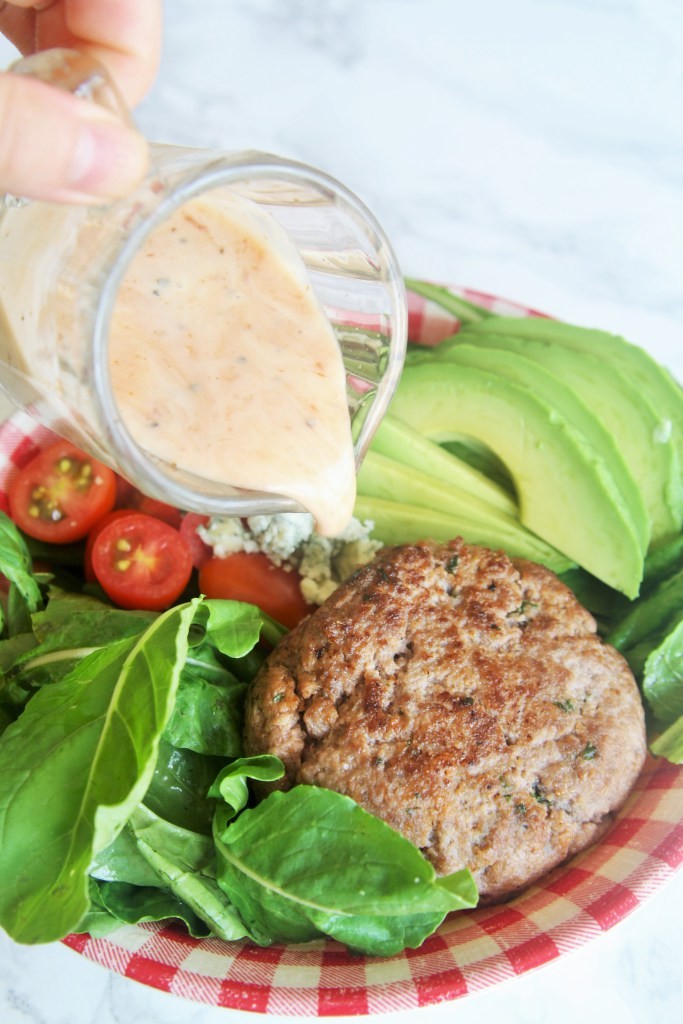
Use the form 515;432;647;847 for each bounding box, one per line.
454;330;683;545
462;316;683;508
354;494;574;573
369;414;517;516
433;342;649;553
388;361;644;596
357;450;569;569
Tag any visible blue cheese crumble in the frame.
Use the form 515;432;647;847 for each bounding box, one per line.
197;513;383;605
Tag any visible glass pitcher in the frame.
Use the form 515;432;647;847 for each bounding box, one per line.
0;49;407;521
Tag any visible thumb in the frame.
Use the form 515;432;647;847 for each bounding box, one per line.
0;71;149;203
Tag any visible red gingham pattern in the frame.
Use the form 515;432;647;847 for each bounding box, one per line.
2;285;682;1016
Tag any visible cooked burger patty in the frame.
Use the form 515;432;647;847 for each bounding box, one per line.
244;539;647;902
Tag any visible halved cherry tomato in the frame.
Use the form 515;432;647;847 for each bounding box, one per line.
198;552;313;628
8;441;117;544
90;511;193;611
84;509;135;583
131;495;182;529
114;474;138;509
114;477;183;530
179;513;212;569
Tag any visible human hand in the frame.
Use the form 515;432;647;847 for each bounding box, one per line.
0;1;162;203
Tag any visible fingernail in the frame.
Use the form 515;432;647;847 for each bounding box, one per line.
69;115;149;200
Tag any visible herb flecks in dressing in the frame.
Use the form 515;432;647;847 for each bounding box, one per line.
108;194;356;536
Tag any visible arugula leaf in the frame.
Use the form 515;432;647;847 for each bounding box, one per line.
126;804;249;942
0;598;199;944
0;512;43;635
213;785;478;955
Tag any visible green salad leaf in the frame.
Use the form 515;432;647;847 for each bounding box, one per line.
90;820;168;889
642;619;683;725
83;879;212;939
143;738;225;834
0;704;13;738
650;715;683;763
0;512;43;635
0;599;199;943
607;570;683;653
126;804;249;942
7;587;154;691
209;754;285;827
213;785;478;956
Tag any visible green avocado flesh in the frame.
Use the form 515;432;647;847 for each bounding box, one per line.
369;414;516;516
461;317;683;517
432;342;649;553
388;361;645;596
356;450;569;570
354;494;573;572
455;328;683;545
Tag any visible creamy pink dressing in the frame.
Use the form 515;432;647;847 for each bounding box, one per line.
108;193;356;536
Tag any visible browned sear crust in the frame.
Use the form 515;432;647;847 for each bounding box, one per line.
244;539;646;902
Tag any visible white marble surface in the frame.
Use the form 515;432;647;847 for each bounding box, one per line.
1;0;682;1021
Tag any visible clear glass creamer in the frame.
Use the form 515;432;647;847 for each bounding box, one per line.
0;50;407;523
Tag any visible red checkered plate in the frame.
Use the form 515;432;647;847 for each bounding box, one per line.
1;286;682;1017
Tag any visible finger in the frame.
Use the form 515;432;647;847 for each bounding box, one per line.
35;0;163;106
0;71;148;202
0;3;34;53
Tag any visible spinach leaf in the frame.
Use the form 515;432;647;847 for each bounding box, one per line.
126;804;248;942
0;512;43;634
84;879;212;939
143;739;225;833
0;599;199;944
74;879;124;939
160;599;267;757
164;676;246;757
0;704;13;738
213;785;478;955
642;619;683;726
165;624;247;757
